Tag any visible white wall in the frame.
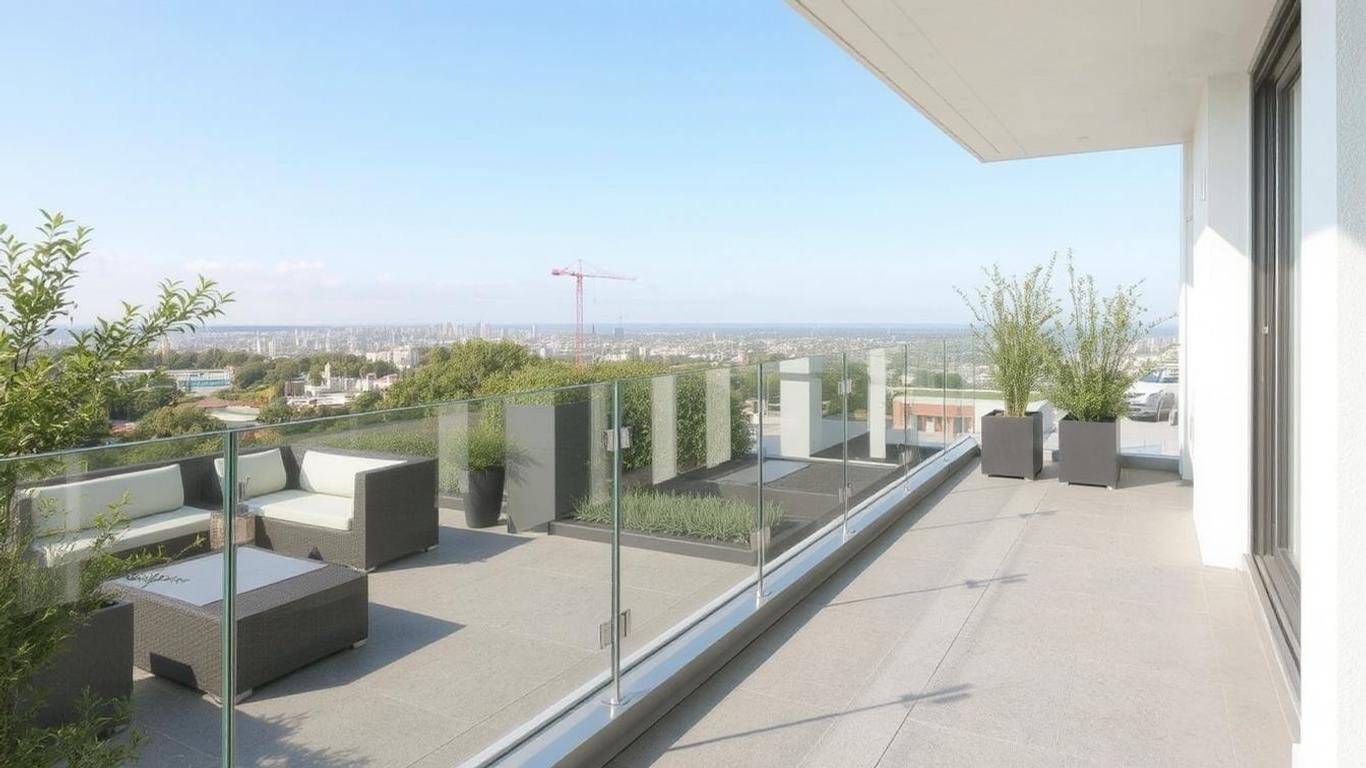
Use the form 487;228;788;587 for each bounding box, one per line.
1297;0;1366;763
778;357;823;458
1179;140;1195;479
1186;74;1254;570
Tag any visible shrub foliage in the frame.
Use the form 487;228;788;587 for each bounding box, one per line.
957;256;1059;417
1046;258;1160;421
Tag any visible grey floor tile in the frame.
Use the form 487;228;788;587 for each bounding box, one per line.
877;720;1084;767
234;693;466;767
608;687;836;768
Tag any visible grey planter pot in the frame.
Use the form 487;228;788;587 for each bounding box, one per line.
505;400;592;532
1058;415;1120;488
29;600;134;729
463;467;506;528
980;410;1043;479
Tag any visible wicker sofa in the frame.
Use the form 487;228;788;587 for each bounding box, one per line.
213;446;438;571
18;456;218;569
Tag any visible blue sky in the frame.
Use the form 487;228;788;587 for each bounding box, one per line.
1;2;1180;327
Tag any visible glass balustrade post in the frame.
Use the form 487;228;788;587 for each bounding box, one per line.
220;430;238;767
755;362;767;604
903;342;912;485
608;380;626;708
942;337;950;459
841;351;850;539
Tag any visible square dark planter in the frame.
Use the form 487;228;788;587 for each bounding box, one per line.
1058;415;1120;488
28;600;134;729
505;400;592;532
980;410;1043;479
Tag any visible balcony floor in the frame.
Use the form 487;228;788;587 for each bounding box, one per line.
611;461;1298;767
127;510;750;767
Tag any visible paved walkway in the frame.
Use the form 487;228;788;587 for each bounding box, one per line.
611;461;1297;767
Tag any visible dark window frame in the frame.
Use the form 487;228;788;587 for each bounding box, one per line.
1250;0;1302;675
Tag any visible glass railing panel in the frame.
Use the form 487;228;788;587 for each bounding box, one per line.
944;334;973;446
0;435;227;766
759;353;848;562
612;366;758;660
845;345;911;501
1119;355;1181;457
224;385;611;765
902;338;949;467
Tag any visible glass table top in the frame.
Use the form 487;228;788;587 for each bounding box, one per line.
114;546;326;607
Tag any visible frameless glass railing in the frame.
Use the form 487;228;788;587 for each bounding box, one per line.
1;340;971;767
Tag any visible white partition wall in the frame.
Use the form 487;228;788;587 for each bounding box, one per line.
778;357;823;459
1185;73;1254;570
705;367;732;467
650;375;677;484
867;349;887;460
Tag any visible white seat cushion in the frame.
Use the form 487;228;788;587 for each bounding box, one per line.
214;448;289;497
31;505;210;568
298;451;400;499
25;464;185;537
250;489;354;531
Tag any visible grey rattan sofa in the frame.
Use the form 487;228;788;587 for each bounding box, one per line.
17;455;218;568
212;446;438;571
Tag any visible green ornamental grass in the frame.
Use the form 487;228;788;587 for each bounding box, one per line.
957;255;1060;418
1047;258;1164;421
574;490;782;545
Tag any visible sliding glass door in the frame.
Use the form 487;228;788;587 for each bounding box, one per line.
1251;0;1301;670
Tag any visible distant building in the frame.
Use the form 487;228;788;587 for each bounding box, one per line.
123;368;235;395
891;396;974;438
365;346;419;369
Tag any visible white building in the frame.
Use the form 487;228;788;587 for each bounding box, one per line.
791;0;1363;761
364;345;420;370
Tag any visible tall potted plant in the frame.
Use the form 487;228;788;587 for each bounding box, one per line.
958;257;1059;479
463;422;508;528
1047;261;1156;489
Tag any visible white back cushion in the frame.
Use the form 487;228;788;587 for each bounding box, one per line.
298;451;400;498
214;449;288;498
27;464;185;535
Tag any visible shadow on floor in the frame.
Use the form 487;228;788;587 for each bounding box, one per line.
620;681;975;764
243;603;463;702
235;710;376;767
825;573;1028;609
381;524;531;571
131;680;376;767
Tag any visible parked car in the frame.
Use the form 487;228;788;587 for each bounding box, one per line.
1127;368;1178;420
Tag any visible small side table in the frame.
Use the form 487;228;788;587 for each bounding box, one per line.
209;506;258;550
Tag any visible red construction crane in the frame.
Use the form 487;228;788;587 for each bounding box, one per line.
551;260;635;366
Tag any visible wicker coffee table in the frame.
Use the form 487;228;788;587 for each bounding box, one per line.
108;546;368;701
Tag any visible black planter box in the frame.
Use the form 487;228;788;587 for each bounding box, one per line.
505;400;592;532
29;600;134;729
464;467;506;528
1058;415;1120;488
980;410;1043;479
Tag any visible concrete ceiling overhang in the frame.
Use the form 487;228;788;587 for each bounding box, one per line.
789;0;1275;161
